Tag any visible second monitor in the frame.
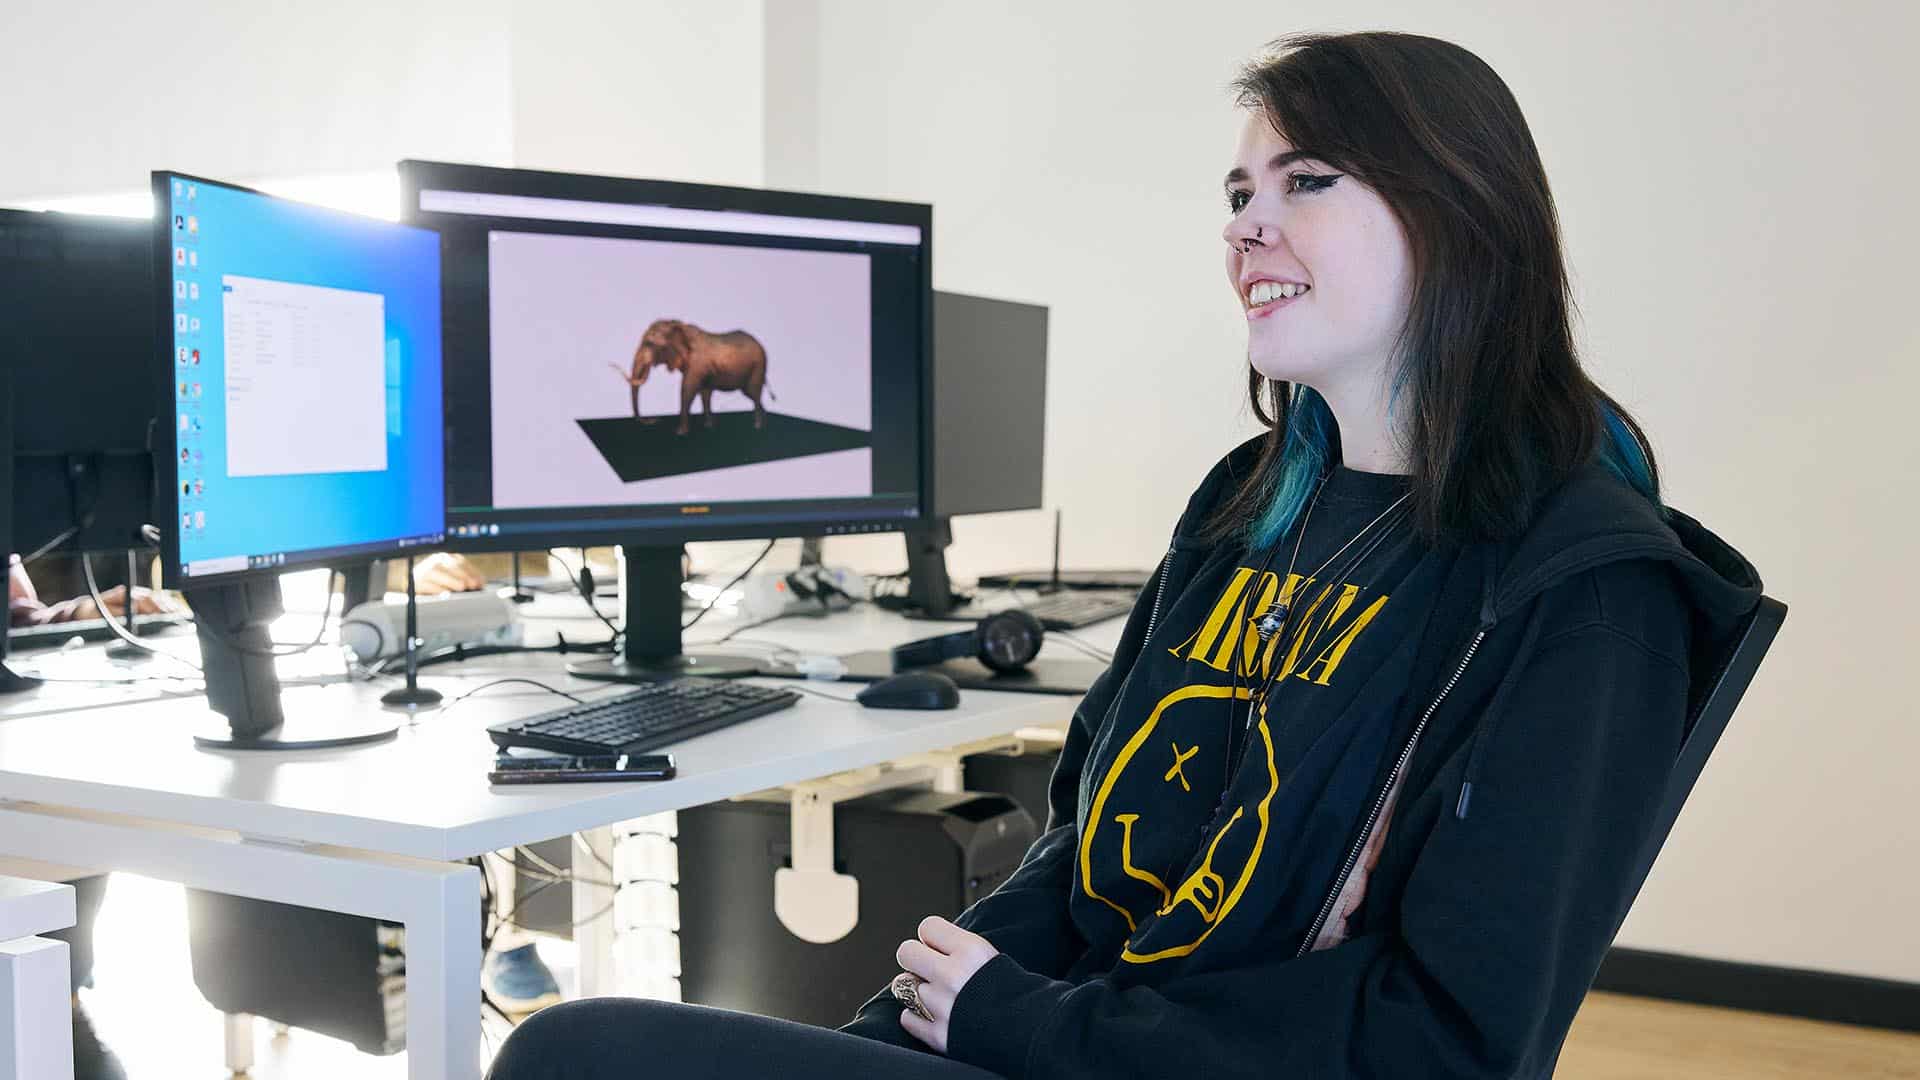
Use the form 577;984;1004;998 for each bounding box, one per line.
402;161;933;680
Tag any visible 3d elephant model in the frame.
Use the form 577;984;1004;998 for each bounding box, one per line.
608;318;777;435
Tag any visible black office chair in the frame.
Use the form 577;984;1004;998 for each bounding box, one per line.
1545;592;1789;1073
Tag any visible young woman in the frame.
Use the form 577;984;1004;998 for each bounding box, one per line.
485;29;1764;1080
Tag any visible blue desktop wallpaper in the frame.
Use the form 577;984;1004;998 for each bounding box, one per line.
166;175;444;577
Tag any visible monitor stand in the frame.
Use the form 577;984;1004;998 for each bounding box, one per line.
566;544;761;683
903;518;962;617
186;576;399;750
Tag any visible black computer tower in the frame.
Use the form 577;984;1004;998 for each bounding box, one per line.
961;746;1062;833
677;787;1036;1028
185;889;406;1056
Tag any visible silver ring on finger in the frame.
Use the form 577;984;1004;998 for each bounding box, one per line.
890;971;934;1022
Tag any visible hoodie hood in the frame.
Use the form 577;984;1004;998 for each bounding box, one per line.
1169;434;1764;654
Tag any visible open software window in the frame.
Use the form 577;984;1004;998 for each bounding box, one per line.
223;274;387;477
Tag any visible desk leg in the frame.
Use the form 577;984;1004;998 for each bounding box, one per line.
0;937;74;1080
402;869;481;1080
572;828;616;998
0;804;483;1080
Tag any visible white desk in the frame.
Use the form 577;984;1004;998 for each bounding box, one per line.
0;876;76;1080
0;599;1100;1080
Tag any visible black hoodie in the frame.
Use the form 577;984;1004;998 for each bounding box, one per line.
842;433;1765;1079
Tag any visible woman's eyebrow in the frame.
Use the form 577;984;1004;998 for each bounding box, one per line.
1224;149;1317;187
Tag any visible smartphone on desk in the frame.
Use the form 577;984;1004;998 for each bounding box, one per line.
488;751;677;785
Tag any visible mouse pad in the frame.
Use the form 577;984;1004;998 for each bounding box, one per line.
757;650;1104;697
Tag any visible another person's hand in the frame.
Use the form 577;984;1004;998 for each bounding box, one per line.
893;915;1000;1054
8;554;43;627
35;585;180;624
411;552;486;595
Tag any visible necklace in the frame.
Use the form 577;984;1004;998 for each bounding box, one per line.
1220;472;1413;784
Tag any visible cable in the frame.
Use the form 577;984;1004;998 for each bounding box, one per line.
1049;630;1115;664
682;539;778;632
440;678;586;711
788;682;860;704
78;555;203;671
189;568;343;659
19;524;81;567
546;548;624;642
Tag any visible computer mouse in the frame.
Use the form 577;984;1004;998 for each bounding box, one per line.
856;670;962;710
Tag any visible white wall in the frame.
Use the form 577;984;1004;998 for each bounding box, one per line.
5;0;1915;987
768;0;1920;985
0;0;516;203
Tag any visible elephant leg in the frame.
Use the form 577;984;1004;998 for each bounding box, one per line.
677;382;696;435
629;382;639;418
703;389;716;427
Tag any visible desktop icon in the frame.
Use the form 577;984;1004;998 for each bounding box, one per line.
191;349;201;365
175;215;184;231
183;512;193;530
174;247;186;266
182;482;191;496
179;413;190;432
180;448;190;463
176;313;188;332
194;479;204;496
189;282;200;300
187;215;198;234
175;280;187;299
188;251;198;268
179;381;189;396
190;316;201;333
192;382;202;398
173;180;184;197
195;511;206;529
177;347;188;364
187;184;197;200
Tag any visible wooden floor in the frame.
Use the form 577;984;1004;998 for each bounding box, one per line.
1559;990;1920;1077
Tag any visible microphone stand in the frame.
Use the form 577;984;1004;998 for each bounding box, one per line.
380;555;442;708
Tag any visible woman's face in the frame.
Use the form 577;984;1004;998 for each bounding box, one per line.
1222;112;1414;394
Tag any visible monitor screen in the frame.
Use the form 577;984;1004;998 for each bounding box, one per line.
398;161;929;549
1;209;158;557
154;173;445;585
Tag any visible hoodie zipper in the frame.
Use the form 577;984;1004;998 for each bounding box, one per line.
1293;623;1491;958
1141;544;1174;644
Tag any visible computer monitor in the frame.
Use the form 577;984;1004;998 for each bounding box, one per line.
0;208;162;689
153;171;446;748
903;290;1050;615
398;160;931;680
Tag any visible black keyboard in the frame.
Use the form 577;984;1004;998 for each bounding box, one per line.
7;611;195;650
486;678;801;756
1018;590;1137;630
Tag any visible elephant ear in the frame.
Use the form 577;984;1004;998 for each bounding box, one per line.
667;322;693;370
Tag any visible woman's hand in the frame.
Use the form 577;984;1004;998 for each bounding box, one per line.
894;915;1000;1055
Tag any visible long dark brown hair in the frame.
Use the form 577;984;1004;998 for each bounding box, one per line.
1207;31;1663;552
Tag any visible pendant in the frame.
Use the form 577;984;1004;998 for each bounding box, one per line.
1253;602;1288;641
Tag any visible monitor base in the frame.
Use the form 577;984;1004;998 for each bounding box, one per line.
194;713;400;751
0;664;42;694
567;653;760;683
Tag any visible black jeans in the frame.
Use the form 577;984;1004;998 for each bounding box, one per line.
485;998;1004;1080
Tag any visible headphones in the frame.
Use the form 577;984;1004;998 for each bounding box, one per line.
892;609;1046;674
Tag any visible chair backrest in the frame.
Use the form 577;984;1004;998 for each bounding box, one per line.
1625;594;1788;902
1543;594;1787;1078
